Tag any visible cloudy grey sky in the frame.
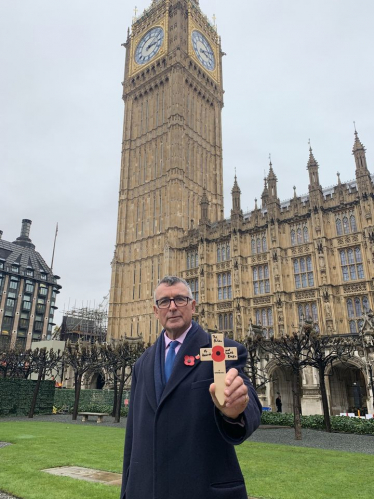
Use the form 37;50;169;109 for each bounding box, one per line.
1;0;373;325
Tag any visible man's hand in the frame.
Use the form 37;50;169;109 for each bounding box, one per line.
209;368;249;419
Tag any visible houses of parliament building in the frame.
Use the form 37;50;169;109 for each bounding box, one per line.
108;0;374;414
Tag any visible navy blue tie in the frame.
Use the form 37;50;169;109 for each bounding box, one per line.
165;341;179;382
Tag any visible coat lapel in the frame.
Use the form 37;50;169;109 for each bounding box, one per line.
143;345;158;412
160;326;211;403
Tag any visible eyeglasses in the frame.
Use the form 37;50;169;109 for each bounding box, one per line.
156;296;191;309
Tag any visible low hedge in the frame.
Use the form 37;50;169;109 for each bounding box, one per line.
261;411;374;435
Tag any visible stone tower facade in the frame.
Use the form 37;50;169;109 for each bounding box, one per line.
109;0;224;340
109;0;374;415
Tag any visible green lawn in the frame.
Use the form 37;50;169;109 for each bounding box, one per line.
0;421;373;499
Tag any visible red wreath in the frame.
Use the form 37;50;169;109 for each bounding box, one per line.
212;346;225;362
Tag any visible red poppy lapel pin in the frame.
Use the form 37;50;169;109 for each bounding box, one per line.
184;354;200;366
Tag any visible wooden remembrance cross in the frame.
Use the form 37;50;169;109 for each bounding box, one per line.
200;333;238;406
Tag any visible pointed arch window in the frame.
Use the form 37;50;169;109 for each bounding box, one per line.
291;224;309;245
262;237;267;252
336;218;342;235
187;250;198;270
256;238;261;254
251;239;256;254
340;247;364;281
350;215;357;232
217;242;230;262
251;233;267;254
253;264;270;295
346;296;369;333
293;256;314;289
343;216;349;234
298;302;318;323
291;230;296;246
217;272;232;300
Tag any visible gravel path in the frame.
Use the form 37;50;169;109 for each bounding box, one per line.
248;426;374;455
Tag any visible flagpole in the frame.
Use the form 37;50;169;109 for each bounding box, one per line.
51;223;58;272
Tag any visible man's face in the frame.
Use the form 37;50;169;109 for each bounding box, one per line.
153;282;196;339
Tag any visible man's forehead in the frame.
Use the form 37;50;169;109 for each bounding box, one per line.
155;283;187;297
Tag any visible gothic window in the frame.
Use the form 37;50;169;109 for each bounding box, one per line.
297;228;302;244
291;230;296;246
291;224;309;246
293;256;314;289
254;307;273;337
251;233;267;254
217;242;230;262
217;272;232;300
335;212;357;236
340;247;364;281
187;278;199;303
257;238;261;254
336;218;342;236
298;302;318;323
253;264;270;295
350;214;357;232
218;313;233;331
346;296;369;333
187;250;199;270
343;216;350;234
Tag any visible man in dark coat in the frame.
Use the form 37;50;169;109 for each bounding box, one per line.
120;276;262;499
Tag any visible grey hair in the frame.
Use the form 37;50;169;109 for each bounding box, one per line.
153;276;193;303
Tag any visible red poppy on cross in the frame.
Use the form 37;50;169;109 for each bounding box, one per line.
200;333;238;405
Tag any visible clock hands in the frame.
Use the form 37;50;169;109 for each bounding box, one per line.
146;39;159;51
200;48;213;58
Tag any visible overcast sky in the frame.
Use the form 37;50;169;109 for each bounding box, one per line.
1;0;373;325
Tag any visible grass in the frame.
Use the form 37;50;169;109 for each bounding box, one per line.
0;421;373;499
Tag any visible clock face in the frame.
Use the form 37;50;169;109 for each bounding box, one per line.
135;27;164;65
191;30;215;71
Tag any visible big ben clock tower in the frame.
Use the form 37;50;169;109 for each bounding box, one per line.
108;0;224;341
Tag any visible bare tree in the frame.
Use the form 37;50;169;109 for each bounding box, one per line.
241;329;271;391
28;347;63;418
101;337;147;423
306;331;360;432
0;348;33;379
63;340;101;420
260;321;313;440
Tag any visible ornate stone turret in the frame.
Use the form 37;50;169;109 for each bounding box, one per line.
267;161;278;200
261;178;269;209
307;145;323;208
353;129;372;197
231;175;243;217
199;188;210;225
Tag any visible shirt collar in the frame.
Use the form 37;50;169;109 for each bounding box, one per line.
164;324;192;348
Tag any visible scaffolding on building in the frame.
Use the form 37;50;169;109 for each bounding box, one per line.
59;296;108;344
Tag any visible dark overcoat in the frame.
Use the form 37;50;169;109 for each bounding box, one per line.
120;322;262;499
